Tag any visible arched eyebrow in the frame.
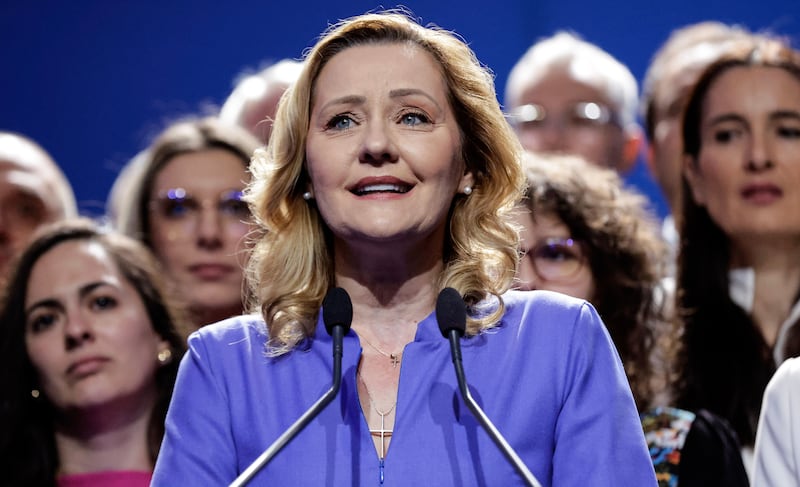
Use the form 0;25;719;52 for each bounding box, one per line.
318;95;365;114
770;110;800;122
707;113;747;127
389;88;442;110
25;281;109;317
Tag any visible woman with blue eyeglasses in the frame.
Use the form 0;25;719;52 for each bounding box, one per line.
514;151;749;486
110;117;261;330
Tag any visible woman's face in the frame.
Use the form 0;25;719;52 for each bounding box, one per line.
148;149;251;322
513;208;595;301
305;42;472;251
24;240;168;414
685;66;800;248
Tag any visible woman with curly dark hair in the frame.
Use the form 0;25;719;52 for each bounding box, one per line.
514;151;669;411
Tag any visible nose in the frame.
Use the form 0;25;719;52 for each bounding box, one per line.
359;120;398;165
64;313;94;350
745;133;774;172
196;206;223;250
538;122;568;152
520;123;565;154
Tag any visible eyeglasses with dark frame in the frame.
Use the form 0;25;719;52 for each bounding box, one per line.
521;237;587;282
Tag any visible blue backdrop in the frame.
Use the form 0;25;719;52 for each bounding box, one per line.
2;1;797;219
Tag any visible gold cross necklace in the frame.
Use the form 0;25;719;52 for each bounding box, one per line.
360;335;403;368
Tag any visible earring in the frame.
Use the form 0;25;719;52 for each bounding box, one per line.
157;349;172;365
302;191;313;201
31;389;40;399
463;186;473;195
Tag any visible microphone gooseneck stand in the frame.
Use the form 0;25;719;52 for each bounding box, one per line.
436;287;543;487
229;287;353;487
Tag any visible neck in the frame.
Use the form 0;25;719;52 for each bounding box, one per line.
334;236;445;348
54;391;156;474
730;237;800;345
190;302;243;330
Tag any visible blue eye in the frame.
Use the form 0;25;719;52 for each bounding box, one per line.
327;114;355;130
400;112;430;126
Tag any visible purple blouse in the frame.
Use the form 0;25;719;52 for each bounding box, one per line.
152;290;656;486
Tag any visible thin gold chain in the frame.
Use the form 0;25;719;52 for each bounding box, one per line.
359;335;403;367
357;369;397;416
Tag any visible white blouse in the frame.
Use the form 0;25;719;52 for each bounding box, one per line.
752;357;800;486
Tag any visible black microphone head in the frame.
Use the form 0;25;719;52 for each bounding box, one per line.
322;287;353;336
436;287;467;338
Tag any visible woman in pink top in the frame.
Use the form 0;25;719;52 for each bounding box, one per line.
0;219;187;486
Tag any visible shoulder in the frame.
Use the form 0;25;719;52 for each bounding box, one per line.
501;289;600;332
773;356;800;382
186;313;268;356
502;288;591;316
765;357;800;400
490;290;608;356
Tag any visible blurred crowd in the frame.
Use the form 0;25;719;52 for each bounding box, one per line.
1;12;798;487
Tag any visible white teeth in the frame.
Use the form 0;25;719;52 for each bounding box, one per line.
358;184;405;194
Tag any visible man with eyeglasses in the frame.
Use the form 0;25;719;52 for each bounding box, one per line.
504;31;642;174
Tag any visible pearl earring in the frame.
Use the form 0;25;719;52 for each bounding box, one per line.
463;186;473;195
31;389;40;399
302;191;313;201
158;349;172;365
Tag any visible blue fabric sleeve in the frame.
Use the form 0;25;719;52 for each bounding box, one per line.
551;302;657;486
151;330;237;485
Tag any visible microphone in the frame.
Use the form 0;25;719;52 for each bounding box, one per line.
229;287;353;487
436;287;542;487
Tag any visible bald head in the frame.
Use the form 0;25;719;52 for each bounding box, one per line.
0;132;77;274
219;59;303;144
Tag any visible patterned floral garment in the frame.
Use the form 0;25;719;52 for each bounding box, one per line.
641;407;696;487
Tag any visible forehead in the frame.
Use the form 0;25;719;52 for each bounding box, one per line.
312;42;447;99
153;149;248;192
703;65;800;113
0;158;58;199
517;64;613;106
530;210;570;234
26;240;124;301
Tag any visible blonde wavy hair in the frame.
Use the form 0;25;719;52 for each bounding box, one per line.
245;10;525;354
